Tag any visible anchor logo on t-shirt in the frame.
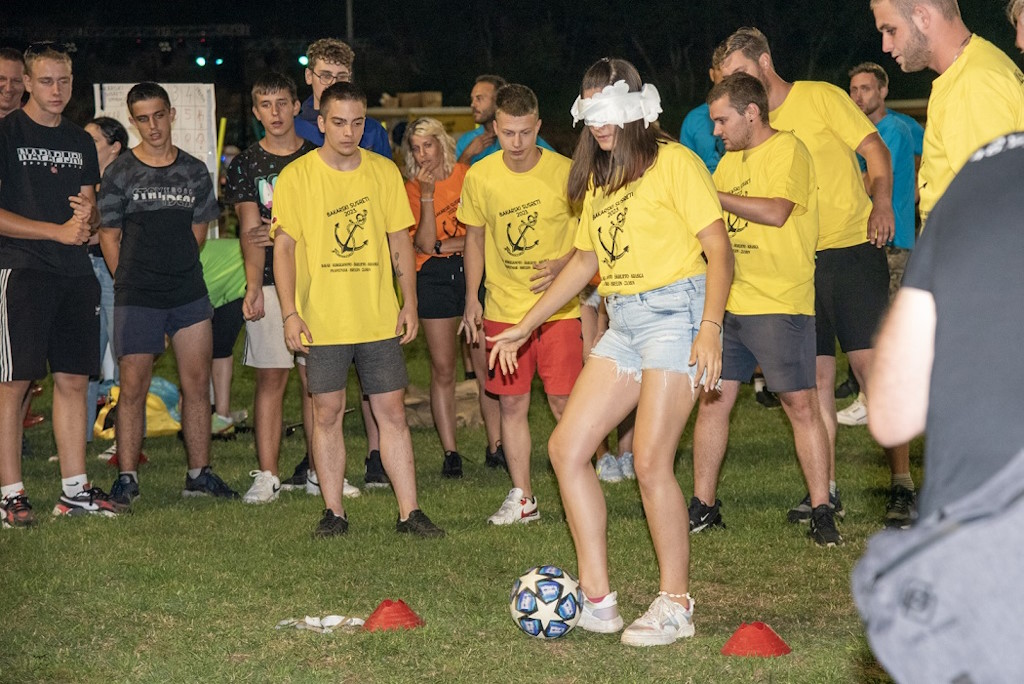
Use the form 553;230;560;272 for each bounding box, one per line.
333;210;369;257
726;211;747;235
597;209;630;268
504;212;540;255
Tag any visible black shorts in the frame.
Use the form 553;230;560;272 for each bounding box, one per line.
0;268;100;381
814;242;889;356
113;297;213;358
416;255;466;320
721;313;817;393
211;298;244;359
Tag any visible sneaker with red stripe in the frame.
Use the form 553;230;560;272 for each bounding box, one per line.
487;487;540;525
52;486;121;518
1;492;36;528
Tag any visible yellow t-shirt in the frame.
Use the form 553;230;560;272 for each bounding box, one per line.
713;131;818;316
270;149;415;345
457;149;579;323
770;81;874;251
920;35;1024;226
575;142;722;297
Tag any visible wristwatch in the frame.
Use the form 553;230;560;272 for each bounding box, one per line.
434;240;443;255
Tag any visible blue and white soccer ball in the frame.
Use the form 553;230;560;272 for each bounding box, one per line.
509;565;582;639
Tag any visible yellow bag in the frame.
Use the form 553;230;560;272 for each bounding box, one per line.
93;383;182;439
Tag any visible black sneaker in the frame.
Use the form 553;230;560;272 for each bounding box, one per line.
183;466;240;499
835;374;860;399
313;509;348;538
755;388;781;408
688;496;726;534
884;485;917;529
364;450;391;489
441;450;463;479
396;509;445;537
808;504;843;547
485;443;508;471
280;455;309;491
787;490;845;523
110;474;140;508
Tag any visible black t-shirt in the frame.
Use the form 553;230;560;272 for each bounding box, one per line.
98;148;219;308
902;133;1024;517
0;109;101;275
222;139;317;287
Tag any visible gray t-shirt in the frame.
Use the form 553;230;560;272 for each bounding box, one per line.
99;148;219;308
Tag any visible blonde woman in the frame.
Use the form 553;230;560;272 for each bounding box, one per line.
401;118;502;477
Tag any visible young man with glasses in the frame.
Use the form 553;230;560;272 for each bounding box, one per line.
293;38;390;157
0;42;119;527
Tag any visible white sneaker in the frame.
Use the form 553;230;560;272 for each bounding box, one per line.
487;487;539;525
305;473;360;498
618;452;635;480
595;453;624;482
242;470;281;504
837;393;868;426
578;591;624;633
621;594;695;647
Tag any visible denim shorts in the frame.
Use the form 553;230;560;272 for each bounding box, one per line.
591;276;706;383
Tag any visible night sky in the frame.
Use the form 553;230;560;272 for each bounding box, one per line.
3;0;1020;148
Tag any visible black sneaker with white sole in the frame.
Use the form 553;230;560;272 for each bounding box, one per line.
183;466;239;499
787;490;845;523
364;450;391;489
884;485;917;529
688;496;726;534
280;455;309;491
808;504;843;547
485;443;508;472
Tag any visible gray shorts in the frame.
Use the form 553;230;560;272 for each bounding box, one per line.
113;296;213;358
721;312;816;393
305;337;408;395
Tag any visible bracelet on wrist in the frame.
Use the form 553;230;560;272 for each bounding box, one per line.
282;311;298;323
420;197;434;202
701;319;722;332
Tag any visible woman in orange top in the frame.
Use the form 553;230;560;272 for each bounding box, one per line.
402;118;502;477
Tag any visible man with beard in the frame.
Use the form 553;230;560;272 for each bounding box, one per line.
455;75;554;165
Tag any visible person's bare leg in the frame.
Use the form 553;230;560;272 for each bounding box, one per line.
633;370;698;600
368;389;419;519
211;356;233;417
297;363;314;470
847;347;911;477
51;372;89;479
547;357;640;598
814;355;838;481
468;335;501;452
254;368;289;474
171;320;213;470
422;317;459;453
499;393;533;498
692;380;740;504
0;381;31;487
361;393;379;452
311;389;346;516
778;387;830;508
115;354;155;473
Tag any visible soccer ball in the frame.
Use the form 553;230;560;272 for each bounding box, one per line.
509;565;582;639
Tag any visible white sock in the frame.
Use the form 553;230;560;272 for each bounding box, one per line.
187;467;204;479
829;480;837;497
1;482;25;499
307;470;319;485
119;471;138;483
753;376;766;392
62;475;89;497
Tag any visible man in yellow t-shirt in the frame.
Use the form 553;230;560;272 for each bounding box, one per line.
871;0;1024;226
458;84;581;526
719;27;898;526
689;73;836;543
271;82;444;539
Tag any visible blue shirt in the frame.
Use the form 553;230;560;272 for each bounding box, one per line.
679;103;725;174
889;110;924;157
454;125;554;165
296;95;392;158
859;112;916;249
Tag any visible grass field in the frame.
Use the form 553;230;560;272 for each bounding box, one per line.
1;339;916;683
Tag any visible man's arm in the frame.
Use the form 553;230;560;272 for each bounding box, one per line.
867;287;936;446
0;207;90;244
717;193;795;228
192;222;209;249
387;229;419;344
98;226;121;276
461;224;485;343
457;125;495;165
272;229;312;353
529;248;577;293
236;202;268;321
857;131;895;247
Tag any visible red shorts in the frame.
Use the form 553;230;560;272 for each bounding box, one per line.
483;318;583;396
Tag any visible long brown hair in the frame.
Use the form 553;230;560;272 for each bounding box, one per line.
567;58;673;205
